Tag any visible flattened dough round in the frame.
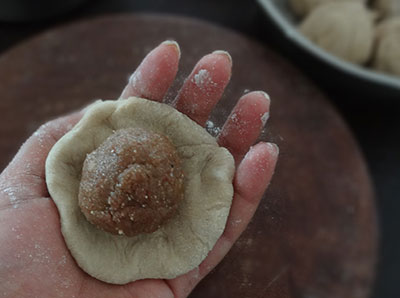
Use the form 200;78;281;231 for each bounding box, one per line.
45;97;235;284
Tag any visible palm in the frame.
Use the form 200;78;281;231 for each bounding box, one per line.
0;41;278;298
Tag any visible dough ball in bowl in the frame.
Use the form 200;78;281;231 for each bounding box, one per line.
374;0;400;18
289;0;366;17
373;17;400;76
299;1;374;64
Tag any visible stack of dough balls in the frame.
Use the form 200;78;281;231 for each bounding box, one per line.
290;0;400;77
45;97;235;284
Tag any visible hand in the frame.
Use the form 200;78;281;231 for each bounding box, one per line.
0;41;278;298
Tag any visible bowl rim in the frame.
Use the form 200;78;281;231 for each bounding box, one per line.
257;0;400;91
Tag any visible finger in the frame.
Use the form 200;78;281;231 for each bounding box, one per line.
222;142;279;243
166;142;279;298
173;51;232;126
0;111;83;202
218;91;270;164
120;40;180;101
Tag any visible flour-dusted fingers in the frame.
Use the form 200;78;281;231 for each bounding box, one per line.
218;91;270;164
120;40;180;101
0;111;83;204
222;142;278;244
173;51;232;126
165;142;279;298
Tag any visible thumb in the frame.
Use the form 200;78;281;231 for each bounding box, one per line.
0;111;83;208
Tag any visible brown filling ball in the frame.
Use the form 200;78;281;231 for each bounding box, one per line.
78;127;185;237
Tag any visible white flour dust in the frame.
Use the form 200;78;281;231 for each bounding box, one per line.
3;187;18;209
205;120;221;137
193;69;209;87
192;69;217;89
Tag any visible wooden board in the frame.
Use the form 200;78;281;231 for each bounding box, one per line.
0;14;377;298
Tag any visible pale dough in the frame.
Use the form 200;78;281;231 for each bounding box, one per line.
45;97;235;284
373;17;400;76
289;0;365;17
299;2;374;64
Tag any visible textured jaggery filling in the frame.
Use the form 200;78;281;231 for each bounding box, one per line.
78;127;184;236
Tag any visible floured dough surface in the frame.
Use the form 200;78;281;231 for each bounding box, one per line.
45;97;235;284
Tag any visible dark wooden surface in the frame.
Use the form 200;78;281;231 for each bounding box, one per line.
0;15;377;298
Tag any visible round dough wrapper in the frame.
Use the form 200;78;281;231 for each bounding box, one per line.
45;97;235;284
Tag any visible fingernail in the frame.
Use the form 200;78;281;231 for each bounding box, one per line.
261;112;270;126
129;69;142;84
266;142;279;156
212;50;232;64
162;40;181;58
258;91;271;102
